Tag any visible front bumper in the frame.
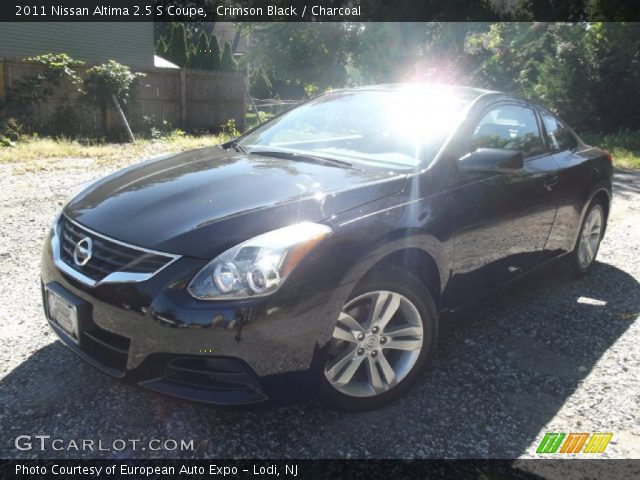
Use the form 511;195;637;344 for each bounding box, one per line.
41;228;352;405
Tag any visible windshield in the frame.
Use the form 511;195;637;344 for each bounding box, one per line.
239;86;470;170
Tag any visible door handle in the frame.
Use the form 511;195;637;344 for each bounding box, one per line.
543;175;559;191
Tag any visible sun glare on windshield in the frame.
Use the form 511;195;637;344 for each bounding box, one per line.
240;85;469;170
384;86;467;148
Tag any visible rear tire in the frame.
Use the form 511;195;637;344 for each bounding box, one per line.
568;200;605;278
317;268;438;411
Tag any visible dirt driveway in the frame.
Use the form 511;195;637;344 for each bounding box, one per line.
0;157;638;459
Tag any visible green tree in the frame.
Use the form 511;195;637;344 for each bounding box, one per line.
242;23;352;97
586;22;640;131
203;33;221;71
188;31;209;69
155;35;169;57
250;65;272;98
220;42;237;72
461;22;640;131
349;23;425;84
532;24;596;127
166;23;189;67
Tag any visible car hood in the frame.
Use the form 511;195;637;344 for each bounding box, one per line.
65;146;406;258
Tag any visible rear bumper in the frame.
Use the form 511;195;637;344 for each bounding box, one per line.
41;228;353;405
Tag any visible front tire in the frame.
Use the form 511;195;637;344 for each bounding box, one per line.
318;268;438;411
569;200;605;277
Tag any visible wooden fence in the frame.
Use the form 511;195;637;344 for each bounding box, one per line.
0;58;247;137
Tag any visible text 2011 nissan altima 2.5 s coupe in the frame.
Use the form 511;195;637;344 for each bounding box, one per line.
41;84;612;410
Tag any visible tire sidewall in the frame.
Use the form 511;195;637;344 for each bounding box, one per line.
572;201;605;276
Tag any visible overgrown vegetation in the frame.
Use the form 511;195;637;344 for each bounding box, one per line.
582;130;640;169
23;53;84;88
0;53;86;139
0;55;146;140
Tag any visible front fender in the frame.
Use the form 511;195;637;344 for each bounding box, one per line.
337;230;449;295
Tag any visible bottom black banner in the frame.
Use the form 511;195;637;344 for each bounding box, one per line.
1;459;639;480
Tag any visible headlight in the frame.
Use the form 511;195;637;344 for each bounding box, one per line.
187;222;332;300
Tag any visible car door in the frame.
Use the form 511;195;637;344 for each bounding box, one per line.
538;109;592;256
448;102;561;307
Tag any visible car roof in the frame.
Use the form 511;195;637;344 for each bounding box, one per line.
332;83;502;102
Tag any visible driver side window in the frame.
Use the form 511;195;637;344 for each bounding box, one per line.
471;105;546;158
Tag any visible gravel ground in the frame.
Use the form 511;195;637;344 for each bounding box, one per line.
0;157;638;460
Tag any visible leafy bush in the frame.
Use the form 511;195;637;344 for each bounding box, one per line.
583;130;640;153
0;118;28;147
24;53;84;89
220;119;240;138
148;126;186;142
83;60;145;106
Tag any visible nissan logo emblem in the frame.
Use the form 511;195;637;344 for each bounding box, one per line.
73;237;93;266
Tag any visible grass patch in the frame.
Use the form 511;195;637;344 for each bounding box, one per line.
582;130;640;170
0;134;225;173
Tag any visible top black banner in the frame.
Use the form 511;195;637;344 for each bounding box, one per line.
3;0;640;22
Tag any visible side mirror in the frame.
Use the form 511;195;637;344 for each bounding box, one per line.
459;148;524;173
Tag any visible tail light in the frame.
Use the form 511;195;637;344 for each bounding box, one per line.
605;151;613;163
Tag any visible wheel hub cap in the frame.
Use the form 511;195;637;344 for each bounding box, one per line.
364;335;379;350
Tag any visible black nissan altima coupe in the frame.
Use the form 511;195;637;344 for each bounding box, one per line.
41;84;612;410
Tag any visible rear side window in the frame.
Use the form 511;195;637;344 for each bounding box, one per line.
541;111;577;152
471;105;546;158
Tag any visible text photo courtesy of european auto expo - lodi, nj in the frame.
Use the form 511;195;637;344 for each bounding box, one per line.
1;0;639;479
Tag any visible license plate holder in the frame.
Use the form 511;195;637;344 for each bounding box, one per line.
44;284;89;344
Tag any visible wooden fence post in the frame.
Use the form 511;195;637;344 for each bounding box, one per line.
180;68;187;128
111;94;135;143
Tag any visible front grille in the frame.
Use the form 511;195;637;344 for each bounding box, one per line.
59;216;175;283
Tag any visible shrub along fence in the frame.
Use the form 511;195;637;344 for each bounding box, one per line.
0;57;247;139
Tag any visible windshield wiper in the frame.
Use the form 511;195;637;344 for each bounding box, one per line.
249;149;354;169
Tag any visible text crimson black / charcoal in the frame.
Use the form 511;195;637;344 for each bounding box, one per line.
216;5;361;17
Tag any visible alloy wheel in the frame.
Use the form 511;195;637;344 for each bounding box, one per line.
323;290;424;397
